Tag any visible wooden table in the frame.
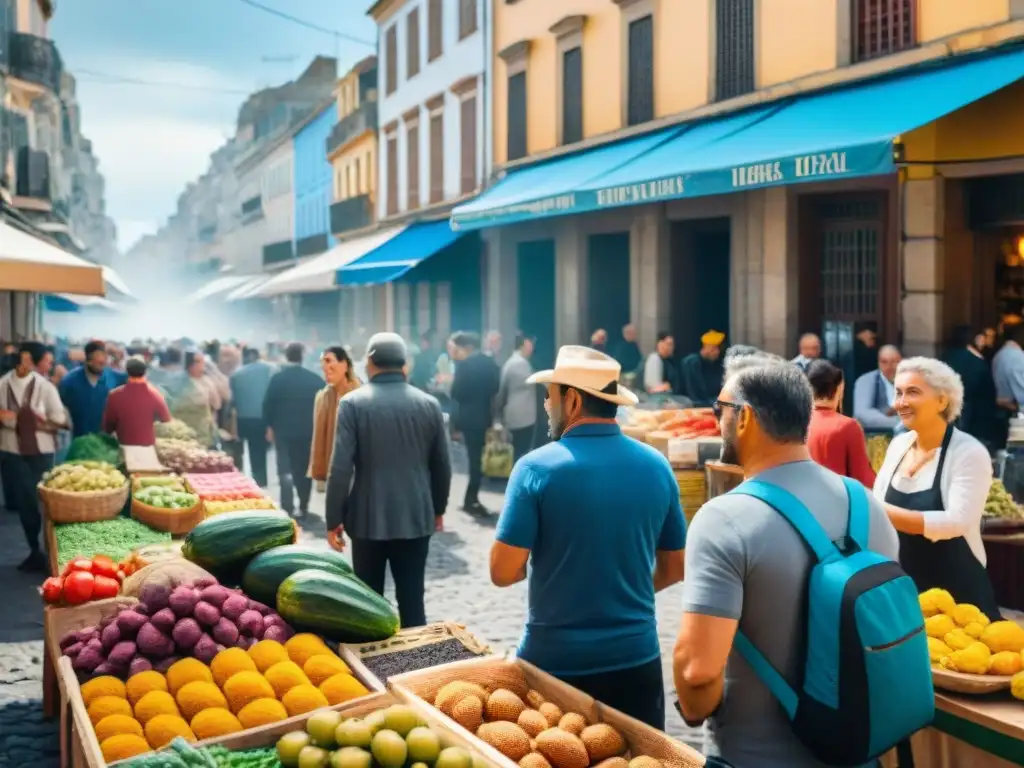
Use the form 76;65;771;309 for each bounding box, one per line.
882;692;1024;767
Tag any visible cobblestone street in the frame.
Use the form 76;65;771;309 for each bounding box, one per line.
0;471;704;765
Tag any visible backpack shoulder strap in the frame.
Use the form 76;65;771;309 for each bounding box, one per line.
729;479;838;562
841;476;870;552
733;633;798;719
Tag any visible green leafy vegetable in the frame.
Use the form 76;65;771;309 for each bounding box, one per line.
65;433;122;465
55;517;171;570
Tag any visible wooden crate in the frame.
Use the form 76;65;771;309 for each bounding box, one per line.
59;658;506;768
46;598;138;767
389;655;706;768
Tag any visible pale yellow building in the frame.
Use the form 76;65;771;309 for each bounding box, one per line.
327;56;379;237
470;0;1024;363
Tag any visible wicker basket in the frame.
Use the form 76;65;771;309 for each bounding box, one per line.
38;482;129;524
130;496;205;534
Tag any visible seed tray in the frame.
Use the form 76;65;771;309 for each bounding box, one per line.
340;622;491;687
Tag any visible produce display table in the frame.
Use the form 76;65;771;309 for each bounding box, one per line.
881;692;1024;767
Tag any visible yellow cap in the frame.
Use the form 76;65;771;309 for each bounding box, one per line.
702;330;725;346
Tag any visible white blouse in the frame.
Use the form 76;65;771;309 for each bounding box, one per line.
872;428;992;567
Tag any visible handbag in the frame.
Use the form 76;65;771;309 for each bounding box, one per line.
482;426;514;479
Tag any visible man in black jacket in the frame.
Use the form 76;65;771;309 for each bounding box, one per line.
263;342;322;519
325;332;451;627
451;331;500;514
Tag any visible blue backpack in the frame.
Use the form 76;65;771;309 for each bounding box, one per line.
728;476;934;766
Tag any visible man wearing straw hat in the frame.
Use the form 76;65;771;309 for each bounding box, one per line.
489;346;686;729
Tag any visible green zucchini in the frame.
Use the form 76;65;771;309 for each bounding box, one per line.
181;511;296;577
276;568;399;642
241;544;353;605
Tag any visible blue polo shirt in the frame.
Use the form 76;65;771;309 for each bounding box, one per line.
59;366;127;437
496;422;686;676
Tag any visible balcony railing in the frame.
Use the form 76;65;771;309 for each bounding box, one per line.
326;101;377;157
330;194;373;236
9;32;63;93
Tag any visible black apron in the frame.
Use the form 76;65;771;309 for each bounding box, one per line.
885;425;1002;622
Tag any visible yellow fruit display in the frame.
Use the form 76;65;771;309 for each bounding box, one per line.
980;621;1024;654
952;604;987;628
88;695;134;726
919;588;955;618
517;709;549;738
126;671;168;707
928;637;952;664
304;654;351;686
223;671;275;713
939;642;992;675
165;658;213;697
100;734;151;763
943;629;974;652
175;680;228;722
580;724;626;763
211;648;258;688
925;613;956;639
248;639;290;673
538;702;563;727
264;661;310;699
1012;671;1024;701
237;698;289;729
989;651;1024;677
559;712;587;736
320;673;370;706
281;684;330;717
144;714;196;749
453;695;485;732
535;727;590;768
478;722;532;762
487;689;527;722
134;690;181;725
190;708;243;740
284;633;332;668
81;676;128;707
434;681;489;716
964;622;986;639
94;714;144;743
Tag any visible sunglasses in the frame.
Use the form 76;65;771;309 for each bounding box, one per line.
711;399;744;420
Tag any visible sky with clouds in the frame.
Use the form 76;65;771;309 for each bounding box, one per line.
50;0;377;253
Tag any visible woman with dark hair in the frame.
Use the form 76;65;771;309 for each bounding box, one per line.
805;359;876;487
309;345;361;489
944;324;999;451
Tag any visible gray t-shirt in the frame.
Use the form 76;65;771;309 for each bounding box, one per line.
681;460;899;768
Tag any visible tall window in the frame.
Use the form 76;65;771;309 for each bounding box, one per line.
385;25;398;94
507;72;527;162
626;15;654;126
355;156;362;194
561;47;583;145
406;8;421;79
715;0;755;101
429;112;444;204
407;121;420;210
460;95;477;194
386;135;398;215
853;0;916;62
459;0;478;39
428;0;443;61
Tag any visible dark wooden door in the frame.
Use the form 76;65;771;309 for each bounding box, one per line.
587;232;631;341
517;240;557;371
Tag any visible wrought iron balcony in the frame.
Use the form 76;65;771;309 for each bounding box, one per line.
325;101;377;157
9;32;63;94
330;194;373;236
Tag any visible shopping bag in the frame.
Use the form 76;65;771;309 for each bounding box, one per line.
482;427;514;478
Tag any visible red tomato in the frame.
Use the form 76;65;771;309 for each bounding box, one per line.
90;555;119;579
62;557;93;577
63;571;95;605
91;575;120;600
41;577;63;603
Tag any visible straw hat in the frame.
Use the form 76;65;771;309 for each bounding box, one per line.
527;345;638;406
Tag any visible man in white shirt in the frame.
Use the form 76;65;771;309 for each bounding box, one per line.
790;333;821;372
0;341;68;572
853;344;903;434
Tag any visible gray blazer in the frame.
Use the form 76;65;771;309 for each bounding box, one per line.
498;352;537;430
325;372;451;539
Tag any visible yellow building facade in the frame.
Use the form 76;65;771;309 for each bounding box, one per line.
327;56;379;237
482;0;1024;359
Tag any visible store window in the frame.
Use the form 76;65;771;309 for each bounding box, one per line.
386;133;398;216
627;15;654;126
385;25;398;95
715;0;755;101
852;0;916;62
428;0;443;61
429;111;444;204
406;8;421;79
460;95;477;194
407;120;420;210
561;47;583;145
507;72;527;161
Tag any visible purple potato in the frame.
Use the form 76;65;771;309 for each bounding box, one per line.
63;642;83;658
239;611;263;637
100;623;121;652
192;601;221;628
220;594;248;621
138;583;171;613
198;585;231;608
152;656;181;673
72;647;104;673
93;663;117;677
150;608;176;634
211;617;239;646
172;618;202;651
129;656;153;676
136;623;172;657
108;641;137;668
262;625;291;643
168;585;199;618
192;634;219;664
192;576;217;589
116;610;148;638
58;631;80;650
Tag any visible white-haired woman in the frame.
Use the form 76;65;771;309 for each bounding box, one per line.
873;357;1001;621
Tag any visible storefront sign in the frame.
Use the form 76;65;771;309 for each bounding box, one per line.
594;176;685;207
730;152;849;189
